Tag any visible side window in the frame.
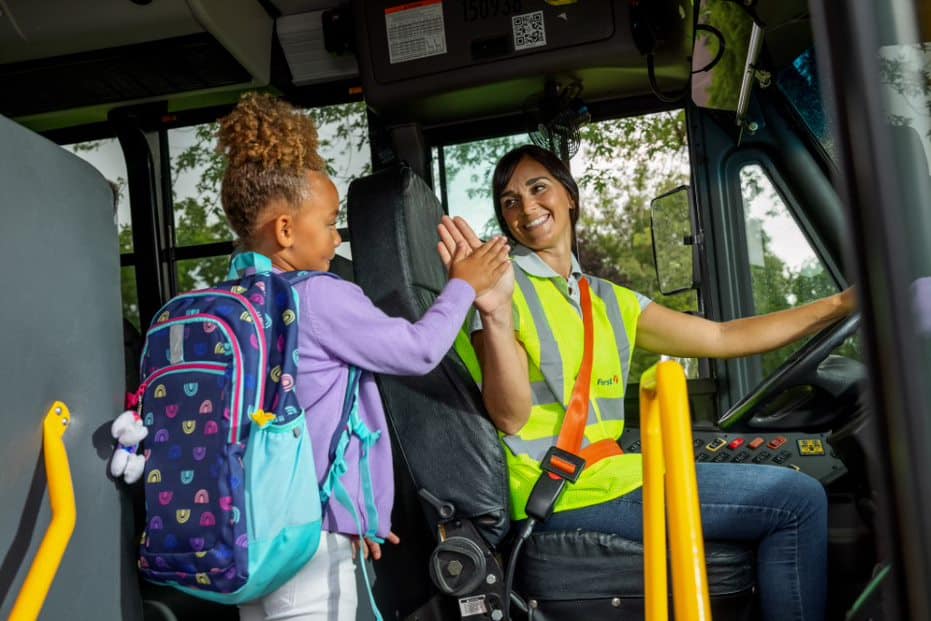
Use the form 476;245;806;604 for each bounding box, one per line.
577;111;698;381
433;133;527;236
435;110;700;381
738;164;855;373
314;100;373;261
167;100;370;288
170;122;235;248
168;122;235;294
66;100;370;328
63;139;139;329
777;48;838;164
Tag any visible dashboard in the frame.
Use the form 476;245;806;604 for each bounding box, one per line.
619;428;847;485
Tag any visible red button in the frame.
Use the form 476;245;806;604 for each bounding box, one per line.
767;436;787;450
727;438;745;451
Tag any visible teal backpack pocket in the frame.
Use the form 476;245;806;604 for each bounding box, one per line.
239;412;322;602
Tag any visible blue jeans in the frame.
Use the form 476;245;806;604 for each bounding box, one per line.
537;463;828;621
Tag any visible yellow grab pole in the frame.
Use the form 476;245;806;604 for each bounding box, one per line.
9;401;77;621
640;365;668;621
657;361;712;621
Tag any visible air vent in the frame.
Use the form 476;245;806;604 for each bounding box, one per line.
0;34;251;118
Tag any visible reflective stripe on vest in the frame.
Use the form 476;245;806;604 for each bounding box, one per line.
589;278;631;373
504;267;627;462
504;265;646;519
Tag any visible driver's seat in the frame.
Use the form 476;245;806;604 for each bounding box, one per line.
347;163;756;620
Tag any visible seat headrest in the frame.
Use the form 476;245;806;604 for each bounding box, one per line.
347;163;446;320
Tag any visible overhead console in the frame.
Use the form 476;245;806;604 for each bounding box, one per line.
0;0;273;127
351;0;692;125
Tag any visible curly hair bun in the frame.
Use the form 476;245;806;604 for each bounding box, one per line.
217;92;326;173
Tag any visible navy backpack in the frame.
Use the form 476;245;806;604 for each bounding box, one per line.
131;252;382;608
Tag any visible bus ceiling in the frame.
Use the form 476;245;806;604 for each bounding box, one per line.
1;0;813;133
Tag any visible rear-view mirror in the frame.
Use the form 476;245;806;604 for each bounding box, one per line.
651;186;696;295
691;0;756;112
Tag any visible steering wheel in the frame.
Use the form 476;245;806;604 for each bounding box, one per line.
717;312;861;429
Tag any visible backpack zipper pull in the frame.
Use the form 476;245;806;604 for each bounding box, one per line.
126;381;148;412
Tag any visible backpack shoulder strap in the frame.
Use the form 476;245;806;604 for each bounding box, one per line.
226;251;343;285
278;270;340;286
319;366;384;621
227;251;273;279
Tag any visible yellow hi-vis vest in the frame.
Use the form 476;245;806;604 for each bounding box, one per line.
455;259;650;520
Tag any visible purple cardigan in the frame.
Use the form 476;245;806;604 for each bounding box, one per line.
291;275;475;539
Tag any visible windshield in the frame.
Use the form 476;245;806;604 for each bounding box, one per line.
776;48;838;164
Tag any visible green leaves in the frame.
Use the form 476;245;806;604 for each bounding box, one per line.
165;101;370;293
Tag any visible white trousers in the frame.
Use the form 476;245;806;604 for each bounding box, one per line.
239;532;358;621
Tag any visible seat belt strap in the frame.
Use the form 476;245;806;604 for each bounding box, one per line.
547;276;596;479
579;438;624;464
524;278;605;522
558;276;594;453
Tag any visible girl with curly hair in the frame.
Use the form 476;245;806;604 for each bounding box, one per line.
219;93;511;621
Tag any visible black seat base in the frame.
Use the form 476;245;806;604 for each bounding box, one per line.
518;591;754;621
516;531;755;621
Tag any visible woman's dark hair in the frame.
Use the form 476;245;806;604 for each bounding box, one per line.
491;145;581;242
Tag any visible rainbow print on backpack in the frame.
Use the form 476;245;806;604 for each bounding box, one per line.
132;252;346;604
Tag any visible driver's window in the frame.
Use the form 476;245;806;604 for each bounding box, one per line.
738;164;851;373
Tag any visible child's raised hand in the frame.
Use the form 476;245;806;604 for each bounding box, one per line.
446;235;511;297
438;216;515;313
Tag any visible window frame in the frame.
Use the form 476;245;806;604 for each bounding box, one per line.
54;95;369;327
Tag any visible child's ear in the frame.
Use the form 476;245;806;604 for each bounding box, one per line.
273;213;294;248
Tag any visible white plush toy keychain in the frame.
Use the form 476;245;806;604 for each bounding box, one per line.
110;409;148;483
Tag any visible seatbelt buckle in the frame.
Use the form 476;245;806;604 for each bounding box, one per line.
539;446;586;483
524;448;587;523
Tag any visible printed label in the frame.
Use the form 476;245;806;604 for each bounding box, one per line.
385;0;448;64
458;594;488;617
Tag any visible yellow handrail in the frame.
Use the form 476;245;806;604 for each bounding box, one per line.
641;362;712;621
9;401;76;621
640;366;668;621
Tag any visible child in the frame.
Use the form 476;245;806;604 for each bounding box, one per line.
219;93;510;621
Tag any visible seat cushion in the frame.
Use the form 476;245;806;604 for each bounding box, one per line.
516;530;755;600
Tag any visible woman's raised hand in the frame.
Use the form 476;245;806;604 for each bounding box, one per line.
446;234;511;297
437;216;515;314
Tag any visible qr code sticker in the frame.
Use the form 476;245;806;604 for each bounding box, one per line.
512;11;546;51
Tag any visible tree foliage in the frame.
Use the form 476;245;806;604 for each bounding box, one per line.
574;111;695;378
114;102;371;328
878;43;931;141
105;98;849;379
693;0;754;111
739;166;860;373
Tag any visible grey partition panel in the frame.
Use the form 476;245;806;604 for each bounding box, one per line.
0;116;142;620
